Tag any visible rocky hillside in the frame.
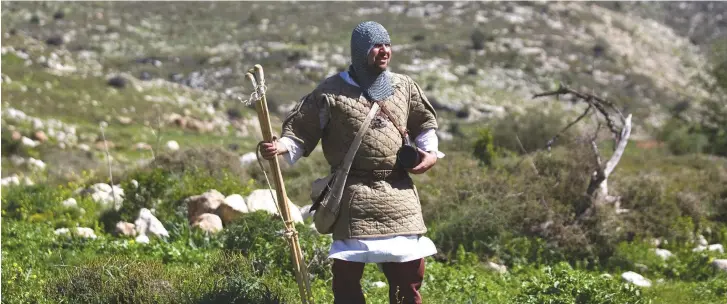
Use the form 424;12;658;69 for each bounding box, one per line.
1;1;725;181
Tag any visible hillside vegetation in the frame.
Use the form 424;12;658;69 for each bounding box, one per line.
2;1;727;303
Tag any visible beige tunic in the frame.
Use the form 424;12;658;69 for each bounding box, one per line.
281;71;438;240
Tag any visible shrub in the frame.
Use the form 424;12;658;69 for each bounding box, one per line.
222;211;333;280
515;262;647;304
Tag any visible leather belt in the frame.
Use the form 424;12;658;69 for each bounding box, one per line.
349;169;407;181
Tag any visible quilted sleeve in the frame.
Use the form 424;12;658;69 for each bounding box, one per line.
280;91;327;157
406;77;438;139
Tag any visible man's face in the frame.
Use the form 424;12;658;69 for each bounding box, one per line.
367;43;391;72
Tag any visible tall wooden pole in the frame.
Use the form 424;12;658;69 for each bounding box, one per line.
245;64;314;304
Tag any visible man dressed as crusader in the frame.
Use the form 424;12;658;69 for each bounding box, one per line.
261;21;445;304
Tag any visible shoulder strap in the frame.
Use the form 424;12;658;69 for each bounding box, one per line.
377;100;408;139
338;102;380;171
321;102;380;214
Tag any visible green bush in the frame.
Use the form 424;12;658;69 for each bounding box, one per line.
515;262;647;304
222;211;333;280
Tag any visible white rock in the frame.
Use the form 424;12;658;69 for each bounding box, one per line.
698;234;708;246
621;271;651;287
27;157;46;170
712;259;727;272
708;244;724;254
10;155;26;166
218;194;249;224
1;175;20;186
166;140;179;151
192;213;224;233
74;227;98;239
54;227;97;239
91;183;112;193
654;248;673;260
21;136;39;147
240;152;258;166
300;204;315;221
486;261;508;274
135;234;150;244
115;221;136;237
372;281;387;288
61;198;78;208
246;189;303;224
135;208;169;238
246;189;281;215
78;143;90;151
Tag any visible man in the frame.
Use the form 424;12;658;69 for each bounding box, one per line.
260;21;444;304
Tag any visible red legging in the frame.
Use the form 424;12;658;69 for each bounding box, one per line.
332;258;425;304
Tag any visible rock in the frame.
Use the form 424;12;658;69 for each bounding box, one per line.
117;116;133;125
698;234;708;246
217;194;249;224
246;189;304;224
300;204;314;221
91;183;112;193
166;140;179;151
600;273;613;279
135;234;150;244
107;76;127;88
240;152;257;166
134;208;169;238
33;130;48;142
54;227;97;239
21;136;39;147
61;198;78;208
115;221;137;237
88;183;124;209
708;244;724;254
185;189;225;223
621;271;651;287
1;175;20;187
27;157;46;171
712;259;727;272
192;213;224;233
372;281;387;288
246;189;280;215
10;155;25;166
11;130;21;141
486;261;508;274
133;142;152;151
654;248;673;260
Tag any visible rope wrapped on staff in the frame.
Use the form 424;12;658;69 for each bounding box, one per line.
242;64;315;304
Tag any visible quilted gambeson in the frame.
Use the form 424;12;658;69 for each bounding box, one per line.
281;72;437;240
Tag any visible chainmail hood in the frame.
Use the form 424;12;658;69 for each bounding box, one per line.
349;21;394;102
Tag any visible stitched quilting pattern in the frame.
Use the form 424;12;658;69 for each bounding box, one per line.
284;72;436;238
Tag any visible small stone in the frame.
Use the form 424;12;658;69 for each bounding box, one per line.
621;271;651;287
166;140;179;151
654;248;673;260
61;198;77;208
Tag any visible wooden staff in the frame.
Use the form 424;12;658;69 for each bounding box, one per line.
245;64;314;304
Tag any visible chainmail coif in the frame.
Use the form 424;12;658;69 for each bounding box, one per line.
349;21;394;102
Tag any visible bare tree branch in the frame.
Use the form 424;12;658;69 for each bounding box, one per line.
533;84;625;141
546;104;592;151
534;84;633;219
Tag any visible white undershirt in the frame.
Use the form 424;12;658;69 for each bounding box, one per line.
279;71;442;263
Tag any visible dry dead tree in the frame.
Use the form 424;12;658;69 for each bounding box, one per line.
533;84;633;218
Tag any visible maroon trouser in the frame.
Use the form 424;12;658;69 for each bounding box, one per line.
332;258;426;304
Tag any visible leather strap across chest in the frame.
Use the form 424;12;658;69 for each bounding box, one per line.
376;100;408;139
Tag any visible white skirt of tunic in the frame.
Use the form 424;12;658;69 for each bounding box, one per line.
328;235;438;263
